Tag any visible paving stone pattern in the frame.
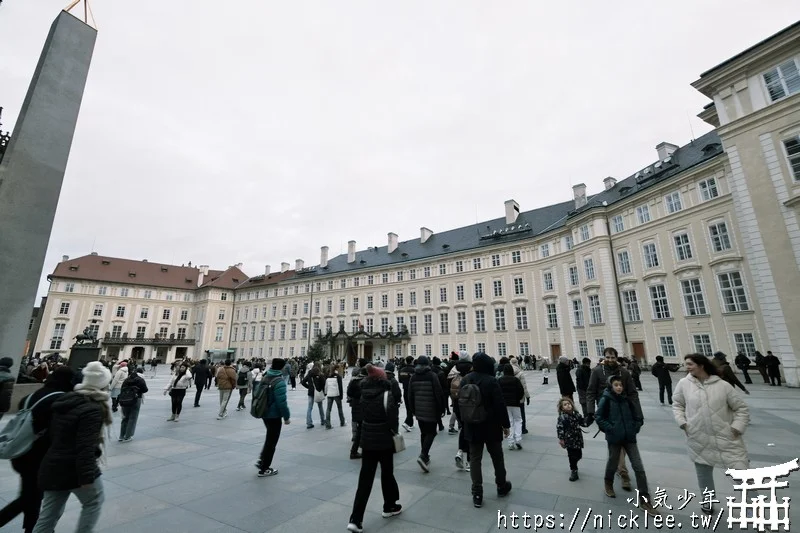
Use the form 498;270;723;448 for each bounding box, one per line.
0;371;797;532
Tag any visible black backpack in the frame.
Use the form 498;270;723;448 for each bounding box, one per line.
251;376;280;418
458;380;487;423
117;383;138;407
237;371;248;387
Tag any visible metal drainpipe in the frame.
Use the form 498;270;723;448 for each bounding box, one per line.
604;215;629;349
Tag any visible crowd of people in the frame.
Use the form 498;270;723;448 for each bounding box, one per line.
0;344;766;532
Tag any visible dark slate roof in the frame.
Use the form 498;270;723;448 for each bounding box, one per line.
254;130;724;283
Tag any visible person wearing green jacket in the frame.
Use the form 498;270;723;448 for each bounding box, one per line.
256;358;291;477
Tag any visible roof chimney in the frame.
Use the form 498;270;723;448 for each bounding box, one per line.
61;255;69;262
199;265;209;275
420;227;433;244
388;233;398;254
264;265;271;276
572;183;587;210
320;246;329;268
235;263;243;269
197;265;209;287
504;199;520;224
347;241;356;264
295;259;304;270
281;262;290;273
655;142;679;160
603;177;617;190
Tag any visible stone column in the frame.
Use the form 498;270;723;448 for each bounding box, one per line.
0;11;97;374
357;341;364;360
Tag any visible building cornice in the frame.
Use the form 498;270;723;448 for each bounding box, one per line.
717;94;800;138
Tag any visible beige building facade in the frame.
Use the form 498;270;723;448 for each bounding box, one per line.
31;23;799;385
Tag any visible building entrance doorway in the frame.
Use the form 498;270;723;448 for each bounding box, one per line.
131;347;145;363
550;344;561;364
632;342;645;361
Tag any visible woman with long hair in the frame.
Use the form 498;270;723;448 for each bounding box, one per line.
32;362;112;533
163;362;192;422
673;353;750;514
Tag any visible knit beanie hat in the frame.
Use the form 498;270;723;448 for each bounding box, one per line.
366;364;386;380
75;361;112;391
559;356;569;364
385;362;396;373
271;358;286;371
0;357;14;368
458;351;471;362
416;356;430;367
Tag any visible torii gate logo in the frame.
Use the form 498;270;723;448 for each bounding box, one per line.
726;458;799;531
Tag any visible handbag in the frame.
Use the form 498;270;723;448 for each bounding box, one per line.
383;391;406;453
314;386;325;403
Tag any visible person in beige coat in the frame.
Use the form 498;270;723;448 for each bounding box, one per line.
509;356;531;434
673;353;750;514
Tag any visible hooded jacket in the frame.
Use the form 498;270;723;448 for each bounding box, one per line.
236;367;254;390
556;362;576;395
595;386;642;444
262;369;290;420
673;374;749;469
359;377;398;451
498;374;525;407
408;363;445;422
38;392;104;490
110;367;128;391
456;353;510;443
120;372;149;398
585;363;641;418
509;360;530;399
215;365;237;390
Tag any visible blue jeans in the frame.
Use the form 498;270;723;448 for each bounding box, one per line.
32;478;104;533
306;396;325;426
120;398;141;439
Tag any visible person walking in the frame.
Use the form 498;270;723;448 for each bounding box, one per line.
556;356;576;402
507;356;530;434
594;375;659;514
629;359;643;391
398;356;415;432
301;366;326;428
712;352;749;394
289;361;298;391
191;359;211;407
346;365;402;533
673;353;750;514
32;362;113;533
163;363;191;422
256;359;290;477
0;367;74;533
408;356;445;473
650;356;673;405
236;363;254;411
764;351;782;386
118;367;148;441
215;360;237;419
556;397;587;482
575;357;592;415
109;361;128;412
450;353;472;472
734;352;753;385
585;347;641;493
456;352;512;508
347;366;367;459
753;351;770;384
324;368;346;429
498;365;525;450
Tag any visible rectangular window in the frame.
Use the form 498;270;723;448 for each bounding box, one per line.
636;205;651;224
325;300;332;313
423;267;431;278
494;308;506;330
409;316;417;335
543;271;553;291
473;258;482;270
162;309;171;320
59;302;70;315
327;281;334;291
594;339;605;358
572;299;584;327
698;178;719;201
617;250;631;275
410;291;416;306
579;225;590;242
270;325;276;340
381;318;389;334
783;136;800;181
396;293;403;307
112;325;123;338
367;275;374;285
143;290;152;299
474;282;483;299
456;284;465;301
382;273;389;284
763;59;800;102
274;304;280;317
456;260;464;272
665;191;683;214
611;215;624;233
64;282;75;293
569;265;579;287
578;340;589;359
709;222;732;252
439;263;447;275
50;323;66;349
410;345;417;357
492;254;501;267
584;258;595;280
264;305;269;318
425;345;432;357
367;296;373;310
282;304;288;317
410;269;416;280
513;277;524;295
643;242;660;269
476;342;486;353
674;233;693;261
622;290;641;322
396;316;405;332
511;251;521;264
681;279;707;316
659;336;677;358
565;235;574;250
440;287;447;303
519;342;530;357
718;272;749;312
120;288;129;297
456;311;467;333
340;298;346;312
440;313;449;334
244;308;250;320
693;334;713;357
233;327;239;342
137;326;147;339
292;303;298;316
180;309;188;321
492;280;503;297
441;344;450;357
474;310;486;332
649;285;671;319
220;292;228;301
588;295;602;324
733;333;757;357
302;323;308;339
279;324;286;340
515;307;528;330
424;290;431;305
366;318;374;333
340;279;347;289
165;293;174;301
497;342;507;358
260;324;266;341
540;244;550;258
546;303;558;328
98;286;107;296
177;327;187;340
424;314;432;334
396;271;403;282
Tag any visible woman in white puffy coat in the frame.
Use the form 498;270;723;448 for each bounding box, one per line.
110;362;129;412
673;353;749;514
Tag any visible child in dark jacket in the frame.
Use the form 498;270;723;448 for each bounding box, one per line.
556;397;587;481
595;376;658;515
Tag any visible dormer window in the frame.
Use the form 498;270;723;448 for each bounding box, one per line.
161;266;168;272
69;266;78;271
763;58;800;102
101;260;110;265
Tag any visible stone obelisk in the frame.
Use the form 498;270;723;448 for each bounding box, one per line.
0;11;97;373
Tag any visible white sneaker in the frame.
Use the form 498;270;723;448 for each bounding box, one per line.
455;453;464;470
465;462;471;472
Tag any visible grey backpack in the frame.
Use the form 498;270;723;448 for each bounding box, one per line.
0;391;64;460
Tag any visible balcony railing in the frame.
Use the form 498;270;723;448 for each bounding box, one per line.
102;333;195;346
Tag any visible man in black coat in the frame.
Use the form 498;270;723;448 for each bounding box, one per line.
456;352;512;508
650;355;673;405
734;352;753;385
585;347;641;492
556;356;576;401
408;356;445;472
191;359;211;407
765;351;782;386
347;365;368;459
574;357;592;415
398;356;416;431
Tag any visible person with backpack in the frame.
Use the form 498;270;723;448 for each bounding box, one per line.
191;359;211;407
450;352;472;471
301;366;326;429
0;367;74;533
324;368;346;429
398;356;415;432
235;363;254;411
346;364;402;533
163;363;192;422
117;367;148;442
498;365;525;450
32;362;112;533
455;352;512;508
255;358;290;477
408;356;445;473
347;365;368;459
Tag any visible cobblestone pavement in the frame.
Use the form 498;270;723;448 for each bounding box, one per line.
0;370;797;532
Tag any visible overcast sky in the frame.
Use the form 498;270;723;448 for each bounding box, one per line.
1;1;798;298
